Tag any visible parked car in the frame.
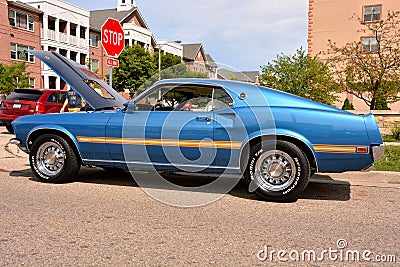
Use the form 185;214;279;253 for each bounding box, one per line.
0;88;66;133
10;51;385;201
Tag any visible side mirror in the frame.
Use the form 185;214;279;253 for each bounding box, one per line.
123;101;135;114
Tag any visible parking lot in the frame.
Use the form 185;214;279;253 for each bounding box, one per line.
0;126;399;266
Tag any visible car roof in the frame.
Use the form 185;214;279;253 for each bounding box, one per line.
13;88;66;92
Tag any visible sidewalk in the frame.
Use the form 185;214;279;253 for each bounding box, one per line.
384;142;400;146
312;171;400;189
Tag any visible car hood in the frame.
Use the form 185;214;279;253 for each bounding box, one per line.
30;50;126;110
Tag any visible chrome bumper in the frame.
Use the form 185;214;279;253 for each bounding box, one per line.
361;145;385;172
372;145;385;161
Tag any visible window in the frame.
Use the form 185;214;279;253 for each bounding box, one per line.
89;33;99;47
135;85;233;112
362;37;379;52
364;5;381;23
28;78;35;88
90;59;99;72
9;10;34;31
47;92;66;103
10;43;35;63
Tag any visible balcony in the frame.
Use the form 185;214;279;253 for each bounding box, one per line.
40;28;88;48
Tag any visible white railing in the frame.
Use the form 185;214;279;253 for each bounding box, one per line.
47;29;57;41
79;38;88;48
40;28;88;48
59;32;68;43
69;35;78;46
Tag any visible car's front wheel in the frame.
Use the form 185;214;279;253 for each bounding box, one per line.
29;134;80;183
244;140;310;202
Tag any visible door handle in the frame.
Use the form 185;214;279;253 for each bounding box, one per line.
196;116;211;122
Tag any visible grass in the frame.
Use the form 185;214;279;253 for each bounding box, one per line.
374;145;400;172
383;136;400;143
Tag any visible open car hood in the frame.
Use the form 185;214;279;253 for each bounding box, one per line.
30;50;126;110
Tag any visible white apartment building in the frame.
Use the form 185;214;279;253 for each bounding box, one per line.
157;40;183;59
22;0;90;90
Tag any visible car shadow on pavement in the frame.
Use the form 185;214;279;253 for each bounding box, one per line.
10;167;351;202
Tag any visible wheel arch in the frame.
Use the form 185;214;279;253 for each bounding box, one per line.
240;133;318;173
27;127;83;165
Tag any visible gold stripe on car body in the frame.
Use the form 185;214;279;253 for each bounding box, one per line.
77;136;242;150
313;145;369;154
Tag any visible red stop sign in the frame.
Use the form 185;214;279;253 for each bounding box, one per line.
101;18;125;58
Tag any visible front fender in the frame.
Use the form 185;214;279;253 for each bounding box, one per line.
26;125;81;154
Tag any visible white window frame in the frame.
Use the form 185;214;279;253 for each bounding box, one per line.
363;5;381;23
9;10;34;32
89;33;99;47
90;59;99;72
362;37;379;53
10;43;35;63
29;78;35;88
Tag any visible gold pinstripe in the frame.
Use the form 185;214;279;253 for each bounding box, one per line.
313;145;369;154
77;136;242;150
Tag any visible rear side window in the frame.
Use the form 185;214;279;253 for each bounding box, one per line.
6;90;43;101
47;92;67;103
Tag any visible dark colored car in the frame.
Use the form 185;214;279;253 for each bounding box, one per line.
0;88;66;133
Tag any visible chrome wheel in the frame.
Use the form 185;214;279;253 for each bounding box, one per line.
254;150;296;192
35;141;65;177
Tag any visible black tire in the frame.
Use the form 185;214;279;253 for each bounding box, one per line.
5;125;14;134
244;140;310;202
29;134;80;183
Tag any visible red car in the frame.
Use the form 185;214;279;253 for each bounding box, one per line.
1;89;67;133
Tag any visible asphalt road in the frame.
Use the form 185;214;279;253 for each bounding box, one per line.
0;126;399;266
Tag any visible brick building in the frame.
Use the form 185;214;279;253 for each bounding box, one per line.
0;0;215;94
0;0;42;88
308;0;400;110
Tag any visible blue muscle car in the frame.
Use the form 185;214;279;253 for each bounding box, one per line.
10;51;384;201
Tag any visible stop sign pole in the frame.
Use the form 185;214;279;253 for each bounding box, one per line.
101;17;125;87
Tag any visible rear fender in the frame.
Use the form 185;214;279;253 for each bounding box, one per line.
240;129;317;171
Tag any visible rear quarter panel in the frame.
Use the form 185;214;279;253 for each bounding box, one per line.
271;107;373;172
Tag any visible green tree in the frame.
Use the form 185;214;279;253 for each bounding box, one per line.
0;62;30;95
342;98;355;110
327;11;400;110
136;63;208;96
113;45;156;93
153;52;181;71
260;47;338;105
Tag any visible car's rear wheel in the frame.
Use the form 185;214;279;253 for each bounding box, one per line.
29;134;80;183
5;125;14;134
244;140;310;202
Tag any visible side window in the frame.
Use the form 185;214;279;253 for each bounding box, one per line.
58;92;67;103
136;85;213;112
207;88;234;111
47;93;57;103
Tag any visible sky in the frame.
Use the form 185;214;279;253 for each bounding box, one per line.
66;0;308;72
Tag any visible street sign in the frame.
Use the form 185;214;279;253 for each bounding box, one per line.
107;58;119;68
101;18;125;58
